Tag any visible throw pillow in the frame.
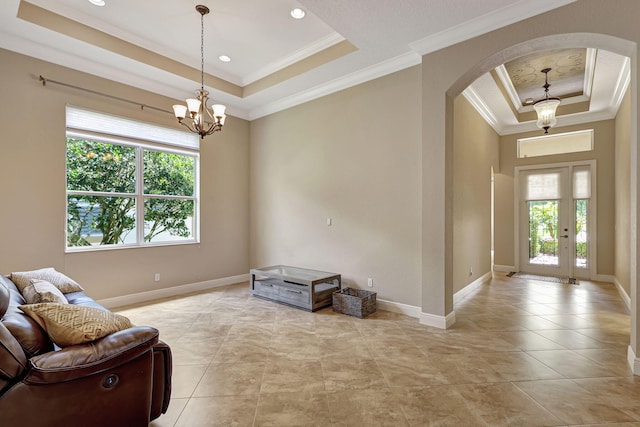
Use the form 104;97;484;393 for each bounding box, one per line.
21;280;68;304
10;267;84;294
18;304;133;347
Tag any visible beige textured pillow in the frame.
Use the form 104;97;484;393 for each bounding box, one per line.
18;304;132;347
11;267;84;294
21;280;68;304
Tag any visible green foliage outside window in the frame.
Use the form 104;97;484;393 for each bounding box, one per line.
575;199;588;263
528;201;558;258
528;199;588;263
66;138;196;247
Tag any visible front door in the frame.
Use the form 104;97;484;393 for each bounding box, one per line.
518;164;592;279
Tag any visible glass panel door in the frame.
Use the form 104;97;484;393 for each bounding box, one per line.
518;165;592;279
575;199;588;270
527;200;559;267
519;168;570;277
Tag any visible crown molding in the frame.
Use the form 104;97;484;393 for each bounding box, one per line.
242;32;345;86
248;51;422;120
464;77;620;136
583;47;597;98
409;0;576;56
462;86;503;134
499;109;617;135
612;56;631;110
495;64;523;112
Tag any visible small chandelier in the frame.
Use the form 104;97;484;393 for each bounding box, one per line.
173;5;226;139
533;67;561;134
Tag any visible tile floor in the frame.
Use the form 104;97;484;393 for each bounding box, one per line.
116;273;640;426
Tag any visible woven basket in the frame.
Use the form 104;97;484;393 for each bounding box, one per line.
332;288;377;318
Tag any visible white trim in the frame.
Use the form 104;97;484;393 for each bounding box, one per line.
249;52;422;120
613;277;632;310
628;346;640;376
408;0;576;56
419;311;456;329
243;32;345;86
98;273;249;309
612;56;631;111
377;299;421;318
493;264;516;273
514;161;597;278
593;274;615;283
495;64;523;113
517;129;594;159
583;48;597;99
462;86;502;134
499;109;619;136
454;271;492;303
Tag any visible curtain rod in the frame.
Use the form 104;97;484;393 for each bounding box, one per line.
39;75;173;115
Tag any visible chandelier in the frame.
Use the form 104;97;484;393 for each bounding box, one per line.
533;67;561;134
173;5;226;139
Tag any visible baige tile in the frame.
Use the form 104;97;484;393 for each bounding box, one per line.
254;391;331;426
115;277;632;427
514;379;636;425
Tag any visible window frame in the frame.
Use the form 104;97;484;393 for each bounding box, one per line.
65;122;200;253
517;129;594;159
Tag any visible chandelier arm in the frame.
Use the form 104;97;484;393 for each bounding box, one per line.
178;120;198;134
205;124;222;136
204;104;216;122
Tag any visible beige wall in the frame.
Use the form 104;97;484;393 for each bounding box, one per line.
494;120;616;275
0;48;250;300
452;96;499;293
616;89;632;295
249;66;422;305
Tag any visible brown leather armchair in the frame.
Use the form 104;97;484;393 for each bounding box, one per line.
0;275;172;426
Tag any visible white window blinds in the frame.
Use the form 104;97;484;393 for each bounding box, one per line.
525;172;561;201
66;105;199;150
573;168;591;199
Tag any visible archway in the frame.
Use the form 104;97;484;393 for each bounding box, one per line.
444;33;637;372
419;1;639;375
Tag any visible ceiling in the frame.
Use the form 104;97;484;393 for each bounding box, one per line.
1;0;628;134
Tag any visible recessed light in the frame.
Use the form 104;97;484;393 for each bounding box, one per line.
89;0;106;6
290;8;305;19
219;55;231;63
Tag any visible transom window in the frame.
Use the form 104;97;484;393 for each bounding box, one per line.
518;129;593;159
65;106;199;251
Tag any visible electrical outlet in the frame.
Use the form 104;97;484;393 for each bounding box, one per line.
367;278;373;287
154;273;160;282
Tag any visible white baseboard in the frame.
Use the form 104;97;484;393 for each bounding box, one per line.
98;273;250;309
377;299;421;319
420;310;456;329
613;277;631;311
454;271;492;304
493;264;515;273
593;274;615;283
628;346;640;376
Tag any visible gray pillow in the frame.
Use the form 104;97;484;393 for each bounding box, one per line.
21;280;68;304
10;267;84;294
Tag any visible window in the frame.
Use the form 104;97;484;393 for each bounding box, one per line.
573;166;591;269
66;106;199;250
517;129;593;158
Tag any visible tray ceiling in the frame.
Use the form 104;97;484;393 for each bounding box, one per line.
1;0;626;133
